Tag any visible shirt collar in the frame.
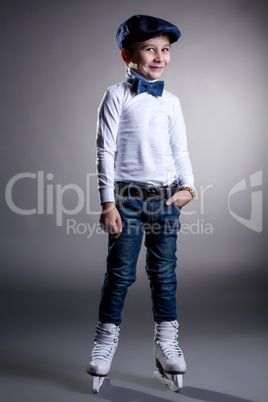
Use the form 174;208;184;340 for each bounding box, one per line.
126;67;158;83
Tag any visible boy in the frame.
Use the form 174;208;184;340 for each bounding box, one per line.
87;14;195;393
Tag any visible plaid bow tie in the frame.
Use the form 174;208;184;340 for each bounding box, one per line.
126;77;164;97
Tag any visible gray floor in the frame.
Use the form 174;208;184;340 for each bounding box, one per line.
1;280;267;402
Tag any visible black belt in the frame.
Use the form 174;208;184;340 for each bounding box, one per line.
115;181;180;200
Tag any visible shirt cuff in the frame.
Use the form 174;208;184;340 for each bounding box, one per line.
99;187;115;204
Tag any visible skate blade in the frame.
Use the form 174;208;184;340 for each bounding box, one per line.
92;376;105;393
153;370;183;392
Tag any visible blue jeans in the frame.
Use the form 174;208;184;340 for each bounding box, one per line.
98;186;182;326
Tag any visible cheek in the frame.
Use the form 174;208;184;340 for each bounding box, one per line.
165;57;170;66
140;54;151;64
136;58;145;66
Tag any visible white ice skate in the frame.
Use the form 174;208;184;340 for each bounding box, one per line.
87;322;120;393
153;320;186;392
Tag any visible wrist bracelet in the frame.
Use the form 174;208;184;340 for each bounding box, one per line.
180;186;196;199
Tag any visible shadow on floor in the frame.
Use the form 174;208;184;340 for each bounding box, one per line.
94;379;172;402
0;351;254;402
0;350;90;395
182;386;254;402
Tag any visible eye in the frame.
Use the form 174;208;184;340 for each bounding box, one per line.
162;48;170;52
146;47;155;52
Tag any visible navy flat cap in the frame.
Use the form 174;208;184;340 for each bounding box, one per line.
116;14;181;50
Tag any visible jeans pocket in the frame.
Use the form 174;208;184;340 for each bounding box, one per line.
115;193;127;205
172;202;182;211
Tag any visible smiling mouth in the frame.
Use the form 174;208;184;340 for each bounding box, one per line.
149;66;164;70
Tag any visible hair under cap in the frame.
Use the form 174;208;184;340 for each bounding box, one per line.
116;14;181;50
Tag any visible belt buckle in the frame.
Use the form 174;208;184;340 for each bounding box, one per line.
146;185;160;200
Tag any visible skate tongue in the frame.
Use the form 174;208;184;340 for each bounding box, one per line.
157;320;179;328
97;322;117;330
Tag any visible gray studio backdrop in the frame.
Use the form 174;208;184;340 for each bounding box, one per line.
1;1;268;401
2;1;267;314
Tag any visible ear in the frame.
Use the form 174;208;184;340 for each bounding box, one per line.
121;49;131;64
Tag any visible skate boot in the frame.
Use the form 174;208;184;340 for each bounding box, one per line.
153;320;186;392
87;322;120;393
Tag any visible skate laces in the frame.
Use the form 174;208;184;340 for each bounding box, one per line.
155;321;183;359
91;325;120;362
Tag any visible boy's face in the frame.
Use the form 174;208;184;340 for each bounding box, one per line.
127;35;171;80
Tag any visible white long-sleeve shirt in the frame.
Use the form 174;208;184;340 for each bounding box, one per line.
96;69;194;204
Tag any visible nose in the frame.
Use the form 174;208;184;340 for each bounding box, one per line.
154;50;163;62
